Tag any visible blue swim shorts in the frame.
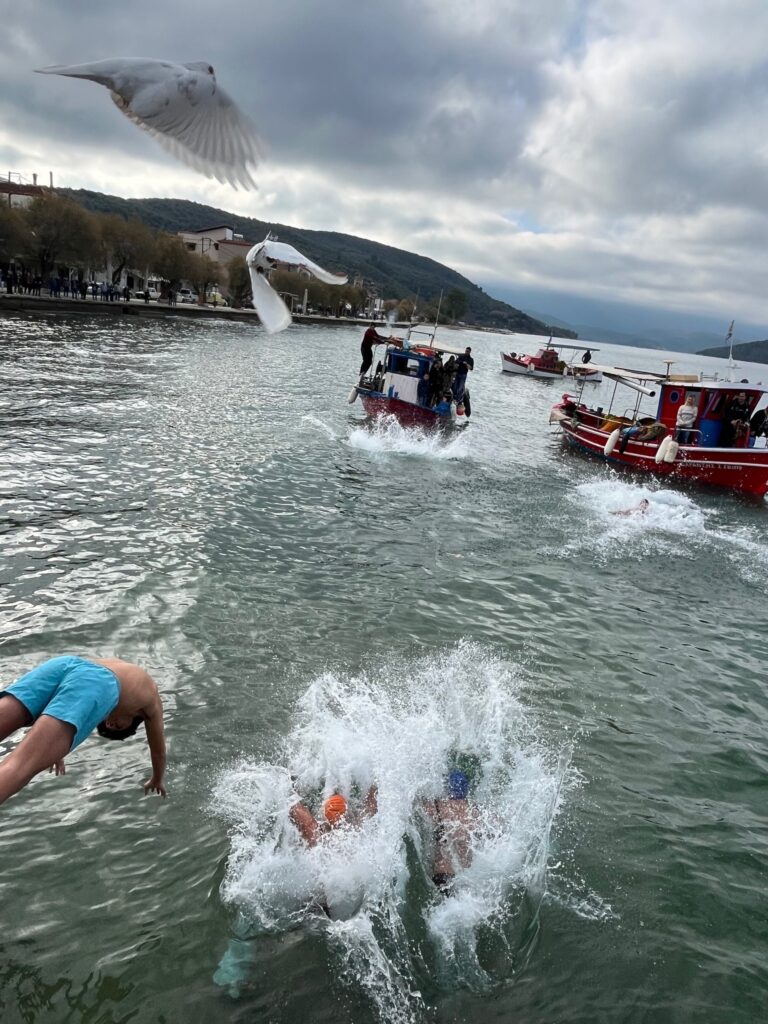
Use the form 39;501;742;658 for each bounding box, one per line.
1;656;119;750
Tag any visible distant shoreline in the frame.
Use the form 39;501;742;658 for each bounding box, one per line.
0;293;517;335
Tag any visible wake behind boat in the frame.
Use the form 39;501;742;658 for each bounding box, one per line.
550;363;768;496
501;338;602;382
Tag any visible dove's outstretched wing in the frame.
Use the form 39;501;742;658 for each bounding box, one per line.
252;239;349;285
245;238;348;334
35;58;261;191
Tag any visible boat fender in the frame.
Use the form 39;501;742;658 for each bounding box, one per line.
347;386;358;405
603;428;621;456
663;439;679;463
654;436;671;463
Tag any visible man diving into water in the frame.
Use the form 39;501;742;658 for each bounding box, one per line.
424;770;481;893
290;785;378;845
0;656;166;805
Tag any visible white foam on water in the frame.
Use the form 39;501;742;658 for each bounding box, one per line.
550;478;768;588
346;415;469;460
212;644;571;1021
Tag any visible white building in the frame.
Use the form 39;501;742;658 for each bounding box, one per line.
177;224;253;266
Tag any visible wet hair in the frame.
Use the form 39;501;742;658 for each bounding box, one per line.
97;716;143;741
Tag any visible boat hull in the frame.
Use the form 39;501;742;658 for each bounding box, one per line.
358;392;459;428
501;352;602;382
560;420;768;496
501;354;561;379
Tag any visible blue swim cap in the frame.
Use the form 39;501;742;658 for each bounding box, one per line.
447;770;469;799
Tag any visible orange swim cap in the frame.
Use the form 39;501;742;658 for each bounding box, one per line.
323;794;348;824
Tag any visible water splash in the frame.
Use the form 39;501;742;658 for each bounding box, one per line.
548;479;768;589
212;644;572;1020
346;416;469;460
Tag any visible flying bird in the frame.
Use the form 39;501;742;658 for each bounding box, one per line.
246;236;349;334
35;58;262;190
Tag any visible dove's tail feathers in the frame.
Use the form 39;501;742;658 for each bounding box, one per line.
249;268;293;335
35;61;120;86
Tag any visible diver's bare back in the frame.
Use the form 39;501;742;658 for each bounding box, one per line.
92;658;161;721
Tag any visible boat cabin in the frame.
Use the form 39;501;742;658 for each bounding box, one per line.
655;382;764;448
374;342;467;406
527;348;563;371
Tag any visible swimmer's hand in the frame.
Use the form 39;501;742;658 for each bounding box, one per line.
49;759;66;776
144;775;167;797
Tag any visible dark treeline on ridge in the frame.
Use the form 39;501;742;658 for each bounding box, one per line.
698;339;768;364
63;189;576;336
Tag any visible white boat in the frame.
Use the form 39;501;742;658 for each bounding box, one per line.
501;339;602;382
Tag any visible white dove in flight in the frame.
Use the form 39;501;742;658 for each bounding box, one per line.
35;58;262;190
246;236;349;334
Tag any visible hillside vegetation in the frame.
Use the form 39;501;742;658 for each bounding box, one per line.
698;339;768;363
63;189;576;336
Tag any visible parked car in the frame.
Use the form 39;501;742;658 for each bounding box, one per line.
205;290;228;306
177;288;198;304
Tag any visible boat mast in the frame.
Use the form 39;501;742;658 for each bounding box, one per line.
428;290;444;349
726;320;736;382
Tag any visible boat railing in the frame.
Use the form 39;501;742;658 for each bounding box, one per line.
674;428;702;444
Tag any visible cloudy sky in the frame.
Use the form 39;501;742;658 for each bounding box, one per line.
2;0;767;336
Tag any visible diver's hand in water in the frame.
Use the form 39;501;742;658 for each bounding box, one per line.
144;775;167;797
49;759;66;776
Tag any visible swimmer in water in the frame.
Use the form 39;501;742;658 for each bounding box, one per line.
289;785;378;847
423;770;481;893
612;498;650;517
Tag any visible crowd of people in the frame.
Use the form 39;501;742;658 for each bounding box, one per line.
417;347;474;410
1;268;132;302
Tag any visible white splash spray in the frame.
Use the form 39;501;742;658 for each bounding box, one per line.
346;415;469;460
211;645;572;1020
554;479;768;588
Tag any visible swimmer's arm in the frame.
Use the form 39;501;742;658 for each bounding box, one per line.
142;690;167;797
361;785;378;819
289;802;319;846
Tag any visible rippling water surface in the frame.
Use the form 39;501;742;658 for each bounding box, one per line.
1;312;766;1023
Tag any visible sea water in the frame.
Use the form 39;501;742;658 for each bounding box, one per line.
1;312;767;1024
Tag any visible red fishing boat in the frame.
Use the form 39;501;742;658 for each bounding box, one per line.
550;366;768;496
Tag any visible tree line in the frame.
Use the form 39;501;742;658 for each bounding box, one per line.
0;193;227;299
0;192;471;320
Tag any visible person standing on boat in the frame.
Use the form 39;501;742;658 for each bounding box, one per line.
721;391;751;446
582;348;592;364
675;395;699;444
417;368;431;407
359;322;388;378
452;347;474;403
428;354;444;406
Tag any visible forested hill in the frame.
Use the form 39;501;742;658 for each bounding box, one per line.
63;189;575;336
698;339;768;363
